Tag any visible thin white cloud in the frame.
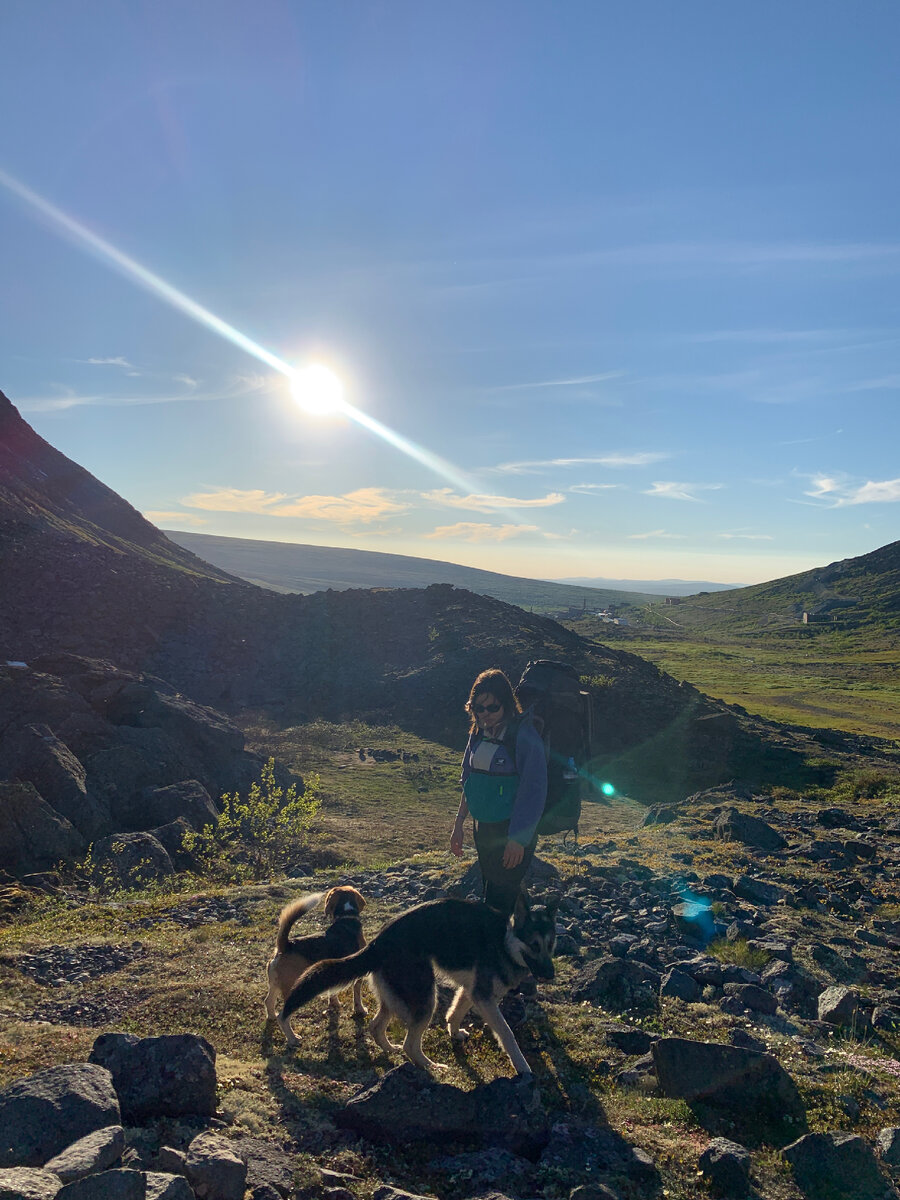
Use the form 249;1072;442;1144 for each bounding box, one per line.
81;356;134;368
173;373;199;388
847;374;900;392
488;370;625;392
423;488;565;512
716;531;774;541
644;481;723;502
143;510;208;527
805;475;900;507
425;522;540;542
568;483;619;495
496;451;668;474
182;486;408;524
17;373;269;413
628;529;687;540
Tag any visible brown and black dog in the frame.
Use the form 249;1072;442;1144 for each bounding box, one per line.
265;886;367;1020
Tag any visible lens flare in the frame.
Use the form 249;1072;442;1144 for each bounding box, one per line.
601;782;616;796
0;167;491;502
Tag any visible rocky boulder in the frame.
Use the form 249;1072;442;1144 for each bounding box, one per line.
90;833;174;887
714;808;786;851
334;1063;550;1159
783;1132;895;1200
570;957;661;1012
88;1033;217;1121
698;1137;751;1197
0;781;85;880
652;1038;804;1137
0;1063;120;1168
0;723;107;838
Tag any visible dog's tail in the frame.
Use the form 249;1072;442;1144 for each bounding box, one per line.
281;942;380;1020
275;893;324;954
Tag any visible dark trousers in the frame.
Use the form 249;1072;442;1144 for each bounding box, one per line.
473;819;537;919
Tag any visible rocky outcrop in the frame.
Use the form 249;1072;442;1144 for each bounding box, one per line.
88;1033;217;1122
0;659;271;878
0;1063;120;1168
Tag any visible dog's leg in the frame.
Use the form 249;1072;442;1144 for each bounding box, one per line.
402;1013;447;1072
475;1000;532;1076
277;1011;300;1049
352;978;368;1018
446;988;473;1042
369;1002;401;1053
264;959;280;1019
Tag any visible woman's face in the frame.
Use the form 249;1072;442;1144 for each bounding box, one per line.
472;691;505;734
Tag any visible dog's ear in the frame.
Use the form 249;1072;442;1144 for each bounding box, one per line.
348;887;366;911
544;894;561;923
323;888;337;916
513;890;531;930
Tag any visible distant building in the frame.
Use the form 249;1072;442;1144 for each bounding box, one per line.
664;596;682;606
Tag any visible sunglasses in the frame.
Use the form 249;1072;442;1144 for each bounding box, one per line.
473;702;502;714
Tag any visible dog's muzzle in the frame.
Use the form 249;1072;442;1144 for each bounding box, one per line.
523;951;555;981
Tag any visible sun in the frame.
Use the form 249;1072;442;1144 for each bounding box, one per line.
290;363;346;417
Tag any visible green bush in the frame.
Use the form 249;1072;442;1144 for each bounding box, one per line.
182;758;321;881
828;768;900;804
708;937;771;972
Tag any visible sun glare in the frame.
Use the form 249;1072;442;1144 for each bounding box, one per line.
290;364;346;417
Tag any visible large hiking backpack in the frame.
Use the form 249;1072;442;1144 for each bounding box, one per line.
515;660;593;839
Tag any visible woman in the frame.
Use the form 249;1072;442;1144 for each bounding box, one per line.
450;668;547;917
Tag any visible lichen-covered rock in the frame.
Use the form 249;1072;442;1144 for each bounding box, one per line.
0;782;85;878
783;1132;894;1200
183;1132;247;1200
698;1137;751;1197
0;1064;119;1169
89;1033;216;1121
0;1167;63;1200
42;1127;124;1183
55;1169;144;1200
335;1063;550;1159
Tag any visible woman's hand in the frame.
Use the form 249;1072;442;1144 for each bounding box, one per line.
450;819;465;857
502;839;525;869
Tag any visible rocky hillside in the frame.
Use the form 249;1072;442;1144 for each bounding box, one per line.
2;387;897;880
667;539;900;638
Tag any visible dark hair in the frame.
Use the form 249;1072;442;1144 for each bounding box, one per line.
466;668;520;732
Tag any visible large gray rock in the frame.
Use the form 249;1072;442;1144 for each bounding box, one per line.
877;1127;900;1166
652;1038;803;1132
183;1132;246;1200
0;724;106;839
42;1127;124;1183
698;1137;751;1197
0;1064;119;1169
818;986;859;1027
571;957;660;1012
144;1177;193;1200
134;780;218;832
732;875;790;906
0;782;86;878
55;1170;144;1200
334;1063;550;1159
783;1132;895;1200
714;808;786;851
0;1168;62;1199
660;969;700;1003
90;833;174;887
89;1033;216;1121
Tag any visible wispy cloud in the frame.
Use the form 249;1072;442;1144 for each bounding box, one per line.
81;355;134;368
716;531;774;541
173;373;199;388
182;486;408;524
628;529;687;540
425;522;539;542
644;481;723;502
569;483;619;495
143;510;208;527
488;370;625;392
804;475;900;506
16;373;269;413
847;374;900;392
423;488;565;512
496;451;668;474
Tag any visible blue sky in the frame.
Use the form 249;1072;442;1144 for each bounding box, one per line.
1;0;898;585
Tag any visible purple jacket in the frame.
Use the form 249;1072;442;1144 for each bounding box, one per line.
460;718;547;844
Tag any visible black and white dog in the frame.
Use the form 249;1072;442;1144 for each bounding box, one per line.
278;893;557;1076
